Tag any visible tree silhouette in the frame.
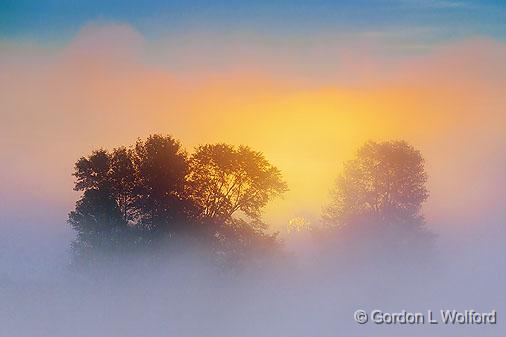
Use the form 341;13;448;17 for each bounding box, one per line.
73;149;112;192
68;136;287;265
187;144;288;227
323;140;433;259
110;147;136;223
186;144;288;262
130;135;190;234
69;150;130;261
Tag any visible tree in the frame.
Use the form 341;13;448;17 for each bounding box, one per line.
72;148;137;219
187;144;288;227
110;147;137;223
69;150;130;261
68;136;287;265
186;144;288;259
130;135;191;233
69;136;193;261
323;140;432;257
69;189;127;258
73;149;112;192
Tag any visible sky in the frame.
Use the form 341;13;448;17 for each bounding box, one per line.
1;0;505;236
2;1;506;41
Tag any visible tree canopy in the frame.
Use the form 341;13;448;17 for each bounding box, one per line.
69;137;434;266
68;135;287;264
130;135;190;232
323;140;432;258
187;144;288;227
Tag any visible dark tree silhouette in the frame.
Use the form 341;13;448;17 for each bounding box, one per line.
73;149;112;192
69;190;126;255
69;150;130;261
68;136;287;265
130;135;190;233
323;140;433;259
110;147;136;223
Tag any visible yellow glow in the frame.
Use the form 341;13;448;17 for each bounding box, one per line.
1;28;505;232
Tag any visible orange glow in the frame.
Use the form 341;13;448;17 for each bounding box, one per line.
1;25;505;232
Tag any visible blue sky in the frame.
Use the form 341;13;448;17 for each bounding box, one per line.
1;0;505;43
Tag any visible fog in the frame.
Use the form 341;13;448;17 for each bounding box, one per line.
1;20;505;337
1;211;504;337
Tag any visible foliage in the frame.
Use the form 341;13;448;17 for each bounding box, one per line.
187;144;288;226
325;140;428;227
323;140;433;259
68;135;287;265
130;135;190;232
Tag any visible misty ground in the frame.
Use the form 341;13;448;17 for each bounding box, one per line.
1;216;504;337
